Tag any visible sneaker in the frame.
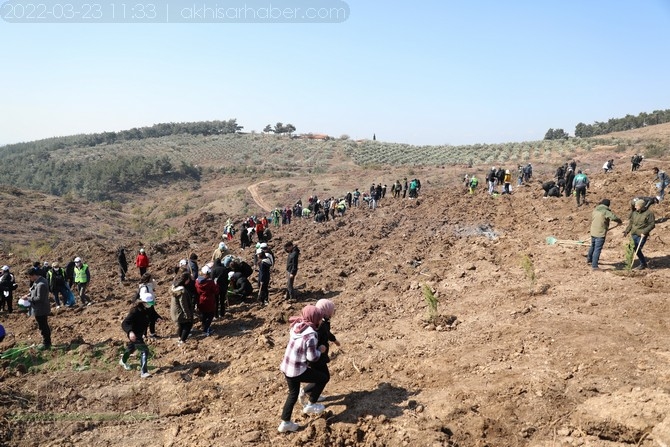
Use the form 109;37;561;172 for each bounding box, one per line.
86;302;93;306
177;340;184;346
302;403;325;415
634;264;647;270
277;421;300;433
119;359;131;370
317;394;326;402
56;305;61;309
149;333;158;339
298;388;309;406
140;372;152;379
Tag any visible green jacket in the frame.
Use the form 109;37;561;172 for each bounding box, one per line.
625;208;655;236
590;204;622;238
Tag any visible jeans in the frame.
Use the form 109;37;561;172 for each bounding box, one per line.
657;182;667;201
178;321;193;342
587;236;605;268
281;367;330;421
631;234;648;267
76;282;90;304
286;272;296;300
575;187;586;205
122;336;149;374
201;312;214;333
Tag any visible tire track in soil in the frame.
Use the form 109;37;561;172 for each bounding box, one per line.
247;181;273;212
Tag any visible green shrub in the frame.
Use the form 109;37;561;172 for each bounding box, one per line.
422;284;438;323
520;254;536;294
624;238;635;271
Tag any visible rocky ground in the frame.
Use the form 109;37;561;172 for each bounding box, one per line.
0;149;669;447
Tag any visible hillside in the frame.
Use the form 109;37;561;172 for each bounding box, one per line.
1;140;669;446
3;121;669;204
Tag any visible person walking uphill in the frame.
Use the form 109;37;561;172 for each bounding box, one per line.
652;167;670;201
119;292;155;378
572;170;590;206
117;247;128;282
299;299;340;405
624;199;656;270
285;241;300;301
26;267;51;350
587;199;622;270
73;257;92;306
171;272;195;345
278;305;329;433
135;248;149;278
195;265;219;336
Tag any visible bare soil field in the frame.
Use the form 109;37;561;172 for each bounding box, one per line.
1;144;669;447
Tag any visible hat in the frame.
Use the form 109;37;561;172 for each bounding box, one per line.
634;199;645;210
74;257;82;263
52;262;60;268
201;265;211;275
1;265;8;271
218;242;227;250
140;248;145;253
179;259;187;267
228;271;235;280
600;199;610;207
43;261;49;267
256;248;263;255
139;291;155;306
260;243;268;249
255;242;261;249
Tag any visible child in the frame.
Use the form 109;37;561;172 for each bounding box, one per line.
300;299;340;404
195;266;218;336
138;273;163;338
120;292;154;378
278;305;329;433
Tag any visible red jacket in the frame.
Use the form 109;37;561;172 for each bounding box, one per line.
135;253;150;268
195;277;219;313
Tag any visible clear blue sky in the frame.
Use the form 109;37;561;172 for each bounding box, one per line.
1;0;669;146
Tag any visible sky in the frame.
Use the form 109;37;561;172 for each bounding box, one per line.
1;0;670;147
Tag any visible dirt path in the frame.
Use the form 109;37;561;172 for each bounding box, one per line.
248;181;273;212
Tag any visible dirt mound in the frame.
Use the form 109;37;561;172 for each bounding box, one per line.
1;162;670;447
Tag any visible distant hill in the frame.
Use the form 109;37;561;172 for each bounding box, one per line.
2;121;669;201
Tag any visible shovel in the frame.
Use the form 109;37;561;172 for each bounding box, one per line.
546;236;585;246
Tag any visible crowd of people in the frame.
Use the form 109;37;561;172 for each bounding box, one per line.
0;159;665;435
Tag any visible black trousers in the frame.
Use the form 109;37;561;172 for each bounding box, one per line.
281;367;329;421
178;321;193;342
35;315;51;347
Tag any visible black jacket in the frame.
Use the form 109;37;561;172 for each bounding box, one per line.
121;303;151;337
117;249;128;270
310;317;337;368
286;247;300;275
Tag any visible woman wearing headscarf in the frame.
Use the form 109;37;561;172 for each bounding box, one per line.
277;305;329;433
